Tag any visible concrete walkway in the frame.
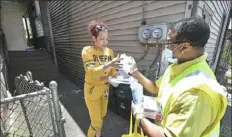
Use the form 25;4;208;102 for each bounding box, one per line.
56;75;129;137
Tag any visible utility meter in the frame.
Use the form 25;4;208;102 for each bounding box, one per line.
152;28;162;39
142;29;151;39
138;23;168;46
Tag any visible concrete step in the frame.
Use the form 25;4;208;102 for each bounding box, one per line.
8;51;60;92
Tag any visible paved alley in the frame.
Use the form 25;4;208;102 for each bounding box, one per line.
55;75;130;137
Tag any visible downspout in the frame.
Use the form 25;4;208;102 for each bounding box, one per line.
27;1;37;47
39;0;50;52
23;15;31;47
45;1;58;67
191;0;199;17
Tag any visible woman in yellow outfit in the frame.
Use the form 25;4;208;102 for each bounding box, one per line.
82;20;121;137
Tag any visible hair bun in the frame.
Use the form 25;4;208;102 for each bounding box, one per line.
88;20;107;37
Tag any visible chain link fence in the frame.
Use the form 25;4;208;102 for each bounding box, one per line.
0;71;66;137
220;73;232;137
221;117;232;137
1;90;54;137
215;40;232;137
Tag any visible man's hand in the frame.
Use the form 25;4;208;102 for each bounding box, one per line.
122;56;138;74
131;101;166;137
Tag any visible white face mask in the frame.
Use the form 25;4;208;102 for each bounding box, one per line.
165;44;184;64
165;48;178;64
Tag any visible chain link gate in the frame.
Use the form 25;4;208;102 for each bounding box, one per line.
0;71;66;137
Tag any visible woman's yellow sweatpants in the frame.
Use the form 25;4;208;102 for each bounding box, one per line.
84;82;110;137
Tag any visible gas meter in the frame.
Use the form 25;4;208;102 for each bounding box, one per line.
138;23;168;46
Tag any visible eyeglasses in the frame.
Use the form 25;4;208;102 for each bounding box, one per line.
164;40;189;48
95;25;107;31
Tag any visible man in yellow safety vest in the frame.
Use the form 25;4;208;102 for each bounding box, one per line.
124;17;228;137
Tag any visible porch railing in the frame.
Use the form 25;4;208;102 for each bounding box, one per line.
0;71;66;137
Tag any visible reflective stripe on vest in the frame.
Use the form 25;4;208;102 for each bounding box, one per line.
172;71;226;98
172;71;226;137
159;61;227;137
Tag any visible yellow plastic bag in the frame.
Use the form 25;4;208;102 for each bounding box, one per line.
122;113;147;137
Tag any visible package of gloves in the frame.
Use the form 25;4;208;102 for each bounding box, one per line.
130;79;163;120
143;96;163;120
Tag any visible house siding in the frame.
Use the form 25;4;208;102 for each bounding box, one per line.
48;1;189;85
196;0;231;71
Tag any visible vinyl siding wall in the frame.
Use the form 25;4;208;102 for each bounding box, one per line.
196;0;231;71
48;0;191;86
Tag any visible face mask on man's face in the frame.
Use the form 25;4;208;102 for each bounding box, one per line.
165;44;184;64
165;48;178;63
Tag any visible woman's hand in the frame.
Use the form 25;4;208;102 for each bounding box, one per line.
109;54;123;69
104;54;122;70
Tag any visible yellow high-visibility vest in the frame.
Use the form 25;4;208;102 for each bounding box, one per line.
157;60;227;137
